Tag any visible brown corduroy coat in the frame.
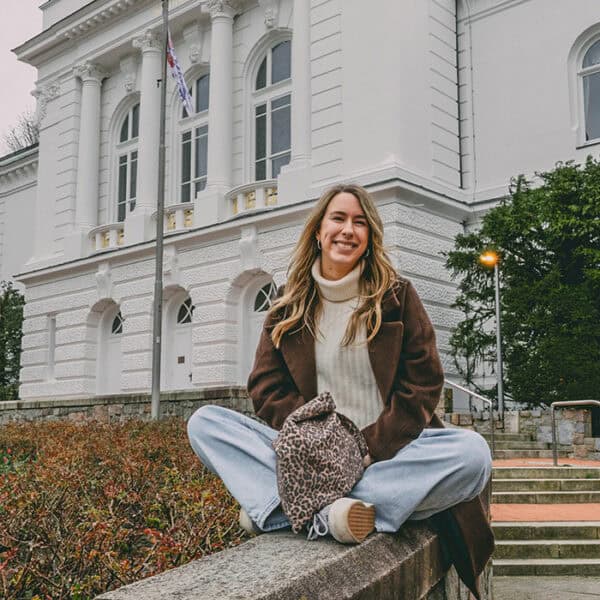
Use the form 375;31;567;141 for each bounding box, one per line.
247;276;494;599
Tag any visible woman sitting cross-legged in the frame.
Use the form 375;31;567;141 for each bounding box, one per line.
187;183;494;599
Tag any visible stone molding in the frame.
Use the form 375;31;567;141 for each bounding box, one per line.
206;0;242;19
0;147;39;186
120;55;139;93
258;0;280;28
132;29;162;53
74;62;108;84
32;81;61;123
95;262;114;301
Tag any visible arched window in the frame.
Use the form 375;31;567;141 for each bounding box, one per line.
111;311;124;334
176;298;194;324
253;40;292;181
254;282;277;312
582;40;600;142
116;104;139;222
180;74;210;202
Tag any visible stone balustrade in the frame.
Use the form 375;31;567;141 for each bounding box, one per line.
226;180;278;217
164;202;195;233
89;222;125;252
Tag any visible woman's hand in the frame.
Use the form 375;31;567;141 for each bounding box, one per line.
362;453;372;468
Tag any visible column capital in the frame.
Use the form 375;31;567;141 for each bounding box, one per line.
206;0;241;20
132;29;162;53
74;62;107;84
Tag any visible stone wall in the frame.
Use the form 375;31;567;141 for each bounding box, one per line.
96;525;488;600
450;408;600;461
0;387;252;426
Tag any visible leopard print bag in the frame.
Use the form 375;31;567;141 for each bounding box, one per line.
272;391;369;533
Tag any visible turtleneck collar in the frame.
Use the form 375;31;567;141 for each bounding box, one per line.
311;258;362;302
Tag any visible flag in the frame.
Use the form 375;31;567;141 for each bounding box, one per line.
167;30;194;116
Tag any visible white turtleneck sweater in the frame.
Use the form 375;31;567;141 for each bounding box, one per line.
311;259;383;429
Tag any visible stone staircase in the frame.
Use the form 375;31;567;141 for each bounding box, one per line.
491;465;600;575
484;431;570;460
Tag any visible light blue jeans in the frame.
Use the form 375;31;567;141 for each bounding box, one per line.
187;405;492;533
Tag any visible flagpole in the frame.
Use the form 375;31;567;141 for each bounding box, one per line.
151;0;169;419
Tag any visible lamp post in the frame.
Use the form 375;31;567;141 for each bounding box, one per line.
479;250;504;419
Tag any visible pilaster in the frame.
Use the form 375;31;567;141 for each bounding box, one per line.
196;0;241;226
278;0;312;206
64;62;107;261
126;30;163;244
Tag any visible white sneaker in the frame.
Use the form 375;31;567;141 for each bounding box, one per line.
307;498;375;544
239;508;261;536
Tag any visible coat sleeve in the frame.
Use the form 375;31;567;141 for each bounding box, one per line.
247;313;307;430
361;281;444;461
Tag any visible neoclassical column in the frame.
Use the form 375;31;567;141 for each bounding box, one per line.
74;62;106;230
132;30;163;213
290;0;311;168
205;0;239;194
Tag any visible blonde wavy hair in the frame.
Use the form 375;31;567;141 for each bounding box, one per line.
269;183;397;348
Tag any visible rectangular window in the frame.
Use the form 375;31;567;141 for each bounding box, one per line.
129;151;138;212
118;155;128;222
196;75;210;113
131;104;140;139
181;130;192;203
194;125;208;194
584;72;600;141
255;104;267;181
47;316;56;380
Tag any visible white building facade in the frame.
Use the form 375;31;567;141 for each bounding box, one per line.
0;0;599;400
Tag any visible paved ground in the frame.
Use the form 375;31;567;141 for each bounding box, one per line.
492;503;600;521
494;576;600;599
493;458;600;467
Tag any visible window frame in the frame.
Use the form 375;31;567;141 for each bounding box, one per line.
250;39;292;182
178;73;210;203
579;38;600;145
115;103;140;222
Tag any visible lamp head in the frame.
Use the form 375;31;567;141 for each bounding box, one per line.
479;250;499;268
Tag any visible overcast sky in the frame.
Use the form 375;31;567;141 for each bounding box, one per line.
0;1;43;154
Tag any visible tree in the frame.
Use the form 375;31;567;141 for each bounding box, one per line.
0;282;25;401
446;158;600;406
2;109;39;153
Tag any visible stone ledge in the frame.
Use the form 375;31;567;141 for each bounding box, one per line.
96;524;478;600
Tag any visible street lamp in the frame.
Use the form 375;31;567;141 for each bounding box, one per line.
479;250;505;419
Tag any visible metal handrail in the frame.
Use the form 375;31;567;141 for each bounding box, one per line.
444;379;495;459
551;400;600;466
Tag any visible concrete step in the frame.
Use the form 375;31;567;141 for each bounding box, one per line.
493;558;600;576
482;433;534;442
493;449;570;459
492;490;600;503
494;540;600;559
492;440;552;450
493;478;600;492
493;522;600;541
492;467;600;479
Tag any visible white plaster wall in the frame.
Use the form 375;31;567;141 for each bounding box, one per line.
0;183;37;283
41;0;90;30
469;0;600;197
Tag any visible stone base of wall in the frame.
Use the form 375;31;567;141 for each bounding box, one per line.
448;408;600;461
0;387;252;425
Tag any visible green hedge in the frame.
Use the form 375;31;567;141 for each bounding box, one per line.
0;419;246;599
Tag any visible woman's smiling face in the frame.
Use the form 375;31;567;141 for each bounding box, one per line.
316;192;370;280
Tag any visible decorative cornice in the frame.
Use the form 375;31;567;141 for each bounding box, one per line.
74;62;108;84
206;0;242;20
0;147;39;187
132;29;162;53
32;81;61;123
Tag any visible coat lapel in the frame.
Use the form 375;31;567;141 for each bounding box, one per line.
368;281;407;403
279;326;318;402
